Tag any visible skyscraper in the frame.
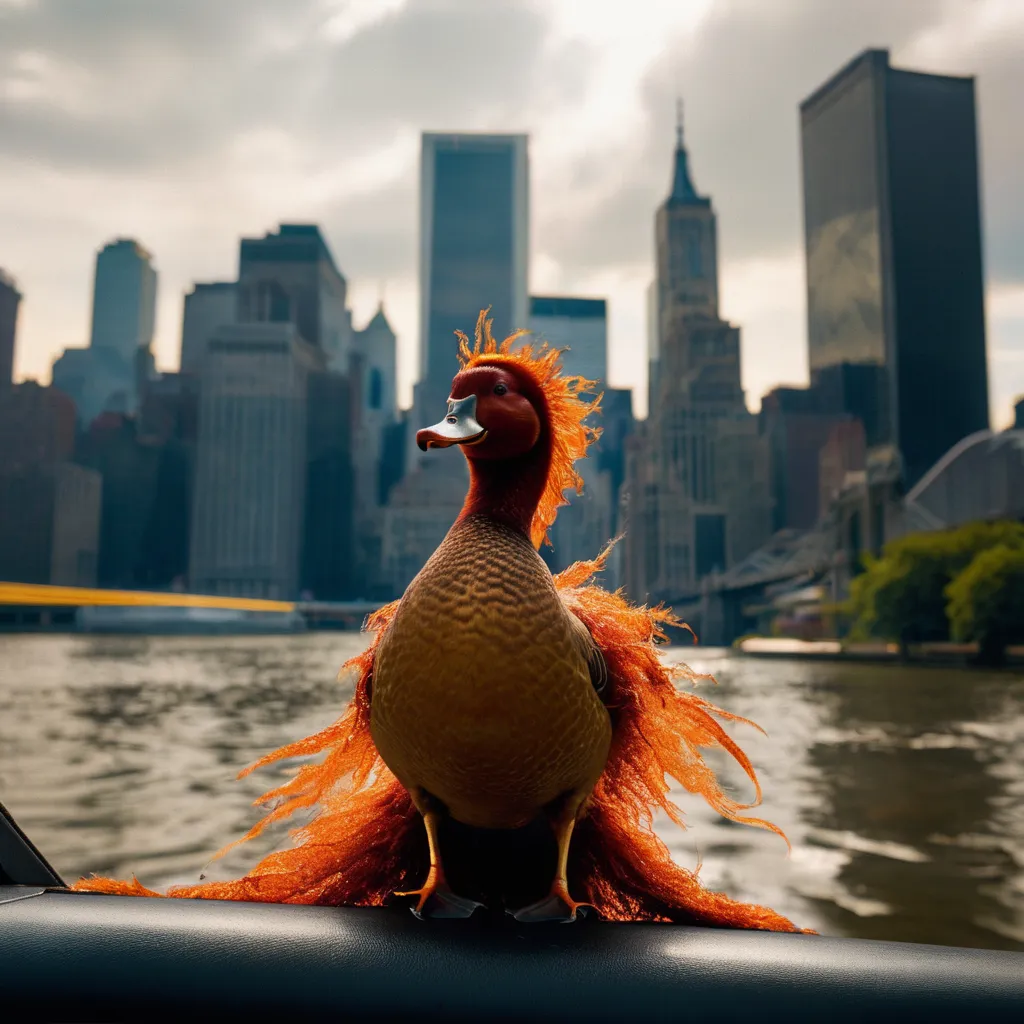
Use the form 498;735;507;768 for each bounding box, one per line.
89;239;157;360
0;382;101;586
0;269;21;388
624;107;770;603
648;101;719;408
189;322;322;599
801;48;989;487
180;281;237;374
237;224;352;368
52;238;158;424
351;305;400;593
418;132;529;416
529;296;607;387
527;295;612;573
383;133;530;595
188;225;376;600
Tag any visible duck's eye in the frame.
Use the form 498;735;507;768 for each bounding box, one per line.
493;383;508;396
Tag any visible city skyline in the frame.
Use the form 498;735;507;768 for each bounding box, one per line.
2;1;1023;426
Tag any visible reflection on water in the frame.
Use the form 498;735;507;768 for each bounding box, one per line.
1;633;1021;950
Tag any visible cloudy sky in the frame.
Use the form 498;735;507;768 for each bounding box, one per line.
2;0;1022;422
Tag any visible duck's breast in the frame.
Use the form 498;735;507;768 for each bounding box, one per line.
370;515;611;828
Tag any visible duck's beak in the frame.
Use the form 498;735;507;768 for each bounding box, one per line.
416;394;487;451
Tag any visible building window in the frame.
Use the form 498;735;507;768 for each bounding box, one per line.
256;280;291;323
688;233;703;277
369;368;383;410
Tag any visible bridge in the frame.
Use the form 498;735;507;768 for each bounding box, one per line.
662;528;836;645
0;582;385;632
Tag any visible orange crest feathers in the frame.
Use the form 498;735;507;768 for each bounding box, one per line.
457;309;601;549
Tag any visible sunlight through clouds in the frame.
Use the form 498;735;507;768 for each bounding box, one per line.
321;0;407;44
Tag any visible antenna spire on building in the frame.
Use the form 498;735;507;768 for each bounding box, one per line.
668;97;703;205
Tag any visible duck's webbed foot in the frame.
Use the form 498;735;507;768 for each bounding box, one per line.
510;792;594;924
511;879;593;923
396;797;484;920
398;875;485;920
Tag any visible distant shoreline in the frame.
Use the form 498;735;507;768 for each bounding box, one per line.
734;637;1024;668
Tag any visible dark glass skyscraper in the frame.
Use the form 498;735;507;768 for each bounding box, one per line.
0;269;20;388
801;48;989;487
419;133;528;413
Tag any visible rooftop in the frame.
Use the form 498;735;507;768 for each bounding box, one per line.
189;281;236;293
239;224;344;281
530;296;607;319
100;238;155;263
363;303;395;334
800;48;974;116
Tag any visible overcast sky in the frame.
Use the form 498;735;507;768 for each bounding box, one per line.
2;0;1022;423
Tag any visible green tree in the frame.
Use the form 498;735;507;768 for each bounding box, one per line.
848;521;1024;652
946;544;1024;666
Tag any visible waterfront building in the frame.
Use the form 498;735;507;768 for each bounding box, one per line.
189;323;322;599
759;386;857;531
0;382;100;586
818;417;867;517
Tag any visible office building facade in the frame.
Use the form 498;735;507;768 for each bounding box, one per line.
386;134;529;591
801;48;989;486
528;296;607;388
180;282;237;374
419;132;529;414
0;382;100;586
237;224;353;370
189;323;322;599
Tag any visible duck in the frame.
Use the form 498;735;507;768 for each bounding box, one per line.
370;344;612;922
76;311;805;933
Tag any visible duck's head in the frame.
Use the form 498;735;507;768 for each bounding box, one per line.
416;364;543;461
413;310;601;550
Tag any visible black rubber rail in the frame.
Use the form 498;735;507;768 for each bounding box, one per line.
1;887;1023;1022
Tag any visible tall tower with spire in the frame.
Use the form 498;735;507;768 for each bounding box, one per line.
649;102;720;406
625;105;771;616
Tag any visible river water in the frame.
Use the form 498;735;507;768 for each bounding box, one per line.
1;632;1021;950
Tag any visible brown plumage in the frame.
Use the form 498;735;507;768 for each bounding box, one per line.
74;311;807;934
372;514;611;834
